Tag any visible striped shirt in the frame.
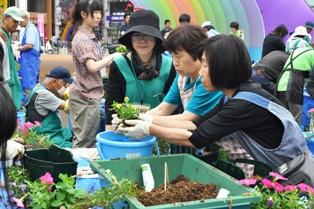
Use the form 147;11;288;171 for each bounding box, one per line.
70;25;104;100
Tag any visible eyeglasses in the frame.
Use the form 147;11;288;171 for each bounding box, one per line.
10;17;19;24
131;33;155;41
57;79;68;87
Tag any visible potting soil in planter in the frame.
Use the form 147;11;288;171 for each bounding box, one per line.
136;175;217;206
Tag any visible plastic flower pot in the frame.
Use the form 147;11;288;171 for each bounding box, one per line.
170;143;220;165
91;154;261;209
23;145;77;183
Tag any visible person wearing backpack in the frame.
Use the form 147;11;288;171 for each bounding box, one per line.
285;26;312;53
275;46;314;125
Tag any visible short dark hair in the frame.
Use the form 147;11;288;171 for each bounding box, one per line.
165;24;207;61
179;13;190;23
272;24;288;38
230;22;239;30
197;34;252;89
164;19;170;24
124;13;130;20
204;25;215;31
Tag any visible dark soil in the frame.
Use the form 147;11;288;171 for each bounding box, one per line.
136;175;218;206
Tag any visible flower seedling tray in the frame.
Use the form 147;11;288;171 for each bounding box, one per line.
91;154;261;209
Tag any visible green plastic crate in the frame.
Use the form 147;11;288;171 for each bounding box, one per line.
91;154;261;209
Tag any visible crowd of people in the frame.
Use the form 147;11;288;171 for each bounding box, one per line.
0;0;314;189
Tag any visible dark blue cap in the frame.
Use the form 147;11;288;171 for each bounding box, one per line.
46;66;74;84
305;21;314;29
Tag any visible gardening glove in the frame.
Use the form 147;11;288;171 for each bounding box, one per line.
63;99;70;114
6;140;25;162
111;114;122;129
117;120;151;140
137;114;153;123
62;87;70;100
10;137;25;145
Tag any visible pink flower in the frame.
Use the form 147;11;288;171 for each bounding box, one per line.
284;185;297;191
238;178;256;186
39;172;54;191
273;182;283;192
308;108;314;113
269;172;288;181
12;197;24;208
16;119;21;124
298;183;314;193
24;122;34;129
17;125;26;131
261;179;273;188
34;121;42;128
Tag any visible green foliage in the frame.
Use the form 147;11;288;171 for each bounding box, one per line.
115;45;128;53
153;138;170;155
8;166;31;200
21;172;137;209
110;97;139;120
218;148;228;161
70;178;138;209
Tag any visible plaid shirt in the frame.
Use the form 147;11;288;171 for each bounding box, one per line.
216;135;254;177
70;26;104;100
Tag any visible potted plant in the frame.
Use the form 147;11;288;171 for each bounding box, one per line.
110;97;139;128
239;172;314;208
14;120;52;150
11;172;137;209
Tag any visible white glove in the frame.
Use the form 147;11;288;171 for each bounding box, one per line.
111;114;122;129
112;52;123;59
137;114;153;123
117;120;151;140
6;140;25;162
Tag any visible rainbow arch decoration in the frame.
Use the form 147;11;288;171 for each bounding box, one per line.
61;22;74;41
130;0;314;61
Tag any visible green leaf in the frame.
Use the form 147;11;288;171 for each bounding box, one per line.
56;192;66;201
50;199;64;207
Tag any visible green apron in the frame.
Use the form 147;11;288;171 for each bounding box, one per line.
0;28;22;110
115;54;172;108
27;85;73;148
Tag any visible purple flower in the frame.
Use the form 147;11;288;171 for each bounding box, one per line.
12;197;24;208
269;172;288;181
268;196;274;207
238;178;256;186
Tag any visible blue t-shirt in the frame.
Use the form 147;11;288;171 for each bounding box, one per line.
163;74;224;116
120;25;129;32
23;23;40;52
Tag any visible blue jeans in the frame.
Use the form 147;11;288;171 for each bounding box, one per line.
251;70;275;95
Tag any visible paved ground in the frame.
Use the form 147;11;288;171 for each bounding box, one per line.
39;54;75;127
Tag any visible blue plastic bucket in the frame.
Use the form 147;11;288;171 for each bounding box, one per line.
16;111;26;126
96;130;159;159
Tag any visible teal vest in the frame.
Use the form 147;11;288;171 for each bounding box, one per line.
115;54;172;108
27;85;73;148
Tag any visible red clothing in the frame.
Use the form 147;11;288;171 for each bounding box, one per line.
70;25;103;101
